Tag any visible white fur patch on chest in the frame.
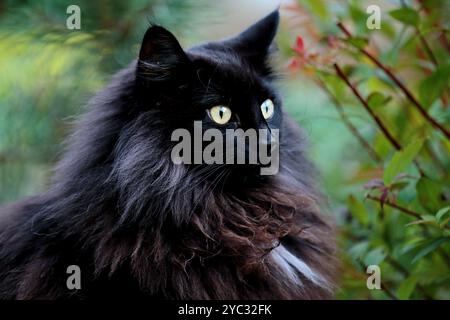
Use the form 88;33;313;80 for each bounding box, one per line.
270;244;329;289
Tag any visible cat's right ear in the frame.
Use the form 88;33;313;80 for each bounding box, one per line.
137;25;190;83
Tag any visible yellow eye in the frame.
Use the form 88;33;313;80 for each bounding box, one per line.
209;105;232;125
261;99;275;119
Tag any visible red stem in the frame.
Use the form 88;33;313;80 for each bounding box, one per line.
337;22;450;139
333;63;402;151
315;78;382;163
367;195;450;229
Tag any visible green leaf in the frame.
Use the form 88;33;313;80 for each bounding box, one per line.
347;195;369;226
383;139;425;185
364;248;386;266
349;5;368;33
397;276;417;300
416;177;445;213
436;206;450;224
389;8;420;27
411;237;449;264
402;238;427;255
419;65;450;108
405;215;436;227
367;92;386;110
349;242;369;260
390;180;409;191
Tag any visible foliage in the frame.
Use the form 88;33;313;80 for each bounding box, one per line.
0;0;206;202
279;0;449;299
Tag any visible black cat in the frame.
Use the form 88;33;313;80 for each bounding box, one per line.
0;10;337;299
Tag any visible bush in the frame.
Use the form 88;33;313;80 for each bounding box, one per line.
279;0;449;299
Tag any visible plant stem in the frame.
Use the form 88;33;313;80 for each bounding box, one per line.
334;63;402;151
380;282;398;300
334;63;427;176
417;30;438;66
367;195;450;230
438;30;450;52
337;22;450;139
367;195;421;218
315;78;382;164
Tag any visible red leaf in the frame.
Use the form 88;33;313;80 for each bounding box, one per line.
364;179;384;190
294;36;305;55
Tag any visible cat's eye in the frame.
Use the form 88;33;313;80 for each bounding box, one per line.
208;106;232;125
261;99;275;120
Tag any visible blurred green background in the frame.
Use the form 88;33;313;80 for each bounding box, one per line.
0;0;449;299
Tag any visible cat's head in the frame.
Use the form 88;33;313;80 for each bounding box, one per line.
131;10;282;178
54;10;306;225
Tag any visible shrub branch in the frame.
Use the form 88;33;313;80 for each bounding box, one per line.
315;78;382;163
368;195;450;230
337;22;450;139
367;195;421;219
334;63;426;175
333;63;402;151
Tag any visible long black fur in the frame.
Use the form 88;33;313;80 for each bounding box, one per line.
0;10;337;299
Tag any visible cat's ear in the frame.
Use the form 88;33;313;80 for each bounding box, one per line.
137;25;190;82
225;10;279;74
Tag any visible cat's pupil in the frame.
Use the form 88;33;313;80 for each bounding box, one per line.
219;109;224;118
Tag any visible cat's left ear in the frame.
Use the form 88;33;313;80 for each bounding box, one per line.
225;10;279;75
137;25;191;83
